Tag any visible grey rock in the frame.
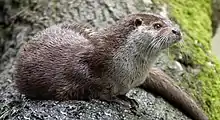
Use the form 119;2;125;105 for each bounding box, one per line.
0;0;191;120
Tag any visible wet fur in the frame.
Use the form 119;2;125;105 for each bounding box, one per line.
15;13;208;120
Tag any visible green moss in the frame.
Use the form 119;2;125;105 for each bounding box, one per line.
153;0;220;120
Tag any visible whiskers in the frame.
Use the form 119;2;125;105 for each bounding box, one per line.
142;30;183;61
145;32;168;58
162;32;184;58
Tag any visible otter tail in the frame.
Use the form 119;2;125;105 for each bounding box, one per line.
140;67;208;120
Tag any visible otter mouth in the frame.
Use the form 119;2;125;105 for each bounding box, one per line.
165;30;182;46
152;35;182;50
156;28;182;46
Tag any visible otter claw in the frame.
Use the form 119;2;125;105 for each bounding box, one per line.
116;95;139;109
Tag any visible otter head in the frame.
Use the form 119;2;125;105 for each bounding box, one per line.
125;13;182;56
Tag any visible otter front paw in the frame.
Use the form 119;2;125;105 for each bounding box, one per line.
116;95;139;109
97;95;139;110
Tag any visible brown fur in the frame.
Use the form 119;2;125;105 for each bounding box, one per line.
15;13;208;120
142;68;208;120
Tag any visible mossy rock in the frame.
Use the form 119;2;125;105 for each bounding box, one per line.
154;0;220;120
0;0;218;120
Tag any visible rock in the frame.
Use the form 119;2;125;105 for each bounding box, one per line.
0;0;203;120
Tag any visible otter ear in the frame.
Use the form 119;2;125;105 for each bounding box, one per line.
134;18;143;27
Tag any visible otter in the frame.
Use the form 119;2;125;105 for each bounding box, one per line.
14;13;208;120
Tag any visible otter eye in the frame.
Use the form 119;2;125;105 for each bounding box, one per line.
134;18;143;27
153;23;163;29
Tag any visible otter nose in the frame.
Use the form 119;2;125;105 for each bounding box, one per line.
172;29;181;36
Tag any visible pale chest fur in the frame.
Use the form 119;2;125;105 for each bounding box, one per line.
111;47;151;95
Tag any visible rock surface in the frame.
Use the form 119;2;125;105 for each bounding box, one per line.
0;0;200;120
